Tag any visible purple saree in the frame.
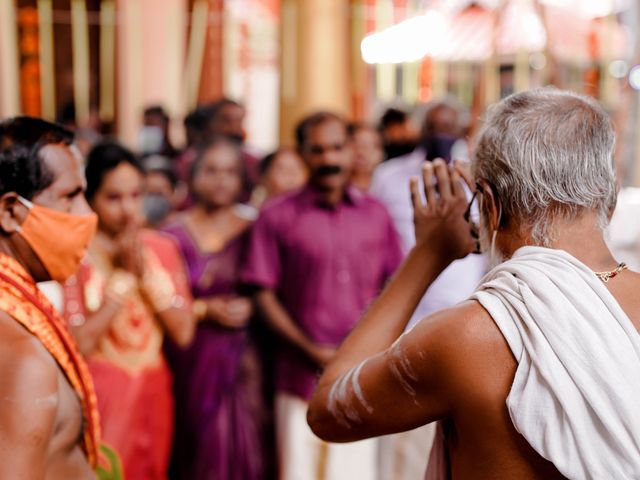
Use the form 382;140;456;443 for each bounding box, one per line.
162;220;265;480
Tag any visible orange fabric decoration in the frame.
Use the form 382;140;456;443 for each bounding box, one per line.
0;253;100;467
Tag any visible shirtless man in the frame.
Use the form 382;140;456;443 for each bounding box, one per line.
0;117;99;478
308;89;640;478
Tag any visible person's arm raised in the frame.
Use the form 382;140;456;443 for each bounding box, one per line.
308;159;476;441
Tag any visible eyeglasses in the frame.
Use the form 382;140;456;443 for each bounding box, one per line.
464;182;484;225
464;183;484;252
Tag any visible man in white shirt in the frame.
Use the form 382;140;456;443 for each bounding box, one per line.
370;101;486;480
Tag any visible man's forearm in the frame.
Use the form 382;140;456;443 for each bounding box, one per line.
322;245;450;376
71;298;121;355
255;289;318;357
157;307;195;347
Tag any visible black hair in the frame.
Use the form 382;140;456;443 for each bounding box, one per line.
85;140;144;201
206;98;244;121
144;105;169;123
184;107;209;131
294;111;345;149
140;154;178;189
259;151;278;177
259;147;300;177
379;108;408;130
57;102;77;126
0;116;74;199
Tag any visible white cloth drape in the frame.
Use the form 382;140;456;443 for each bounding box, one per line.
469;246;640;479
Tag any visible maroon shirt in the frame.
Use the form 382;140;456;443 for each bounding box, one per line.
241;185;403;400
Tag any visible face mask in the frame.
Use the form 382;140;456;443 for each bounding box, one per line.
138;126;164;154
143;193;172;226
421;134;458;162
15;197;98;282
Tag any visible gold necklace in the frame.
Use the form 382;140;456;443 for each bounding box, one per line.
595;262;628;283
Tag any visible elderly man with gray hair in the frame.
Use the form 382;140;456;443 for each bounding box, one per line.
307;88;640;479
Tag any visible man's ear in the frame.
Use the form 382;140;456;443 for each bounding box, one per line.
0;193;25;234
479;181;502;232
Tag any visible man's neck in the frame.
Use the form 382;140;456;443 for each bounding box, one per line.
310;184;346;206
351;173;371;192
500;213;617;272
0;238;40;281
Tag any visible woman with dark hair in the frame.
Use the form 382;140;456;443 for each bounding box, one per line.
250;147;307;208
63;140;195;480
162;138;266;480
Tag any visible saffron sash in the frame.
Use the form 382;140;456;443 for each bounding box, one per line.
0;253;99;467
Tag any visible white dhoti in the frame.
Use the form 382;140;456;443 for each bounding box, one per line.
428;246;640;479
377;425;435;480
276;392;378;480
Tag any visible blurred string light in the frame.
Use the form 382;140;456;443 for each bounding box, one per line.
529;52;547;70
362;0;546;65
360;10;447;64
628;65;640;91
538;0;631;18
361;0;629;65
609;60;628;79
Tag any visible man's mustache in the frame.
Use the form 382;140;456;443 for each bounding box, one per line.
315;165;343;177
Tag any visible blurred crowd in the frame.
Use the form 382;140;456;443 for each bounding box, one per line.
38;96;487;480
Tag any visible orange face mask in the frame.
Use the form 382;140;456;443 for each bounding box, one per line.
16;196;98;282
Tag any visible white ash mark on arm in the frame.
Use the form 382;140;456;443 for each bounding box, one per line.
388;337;420;402
327;359;373;429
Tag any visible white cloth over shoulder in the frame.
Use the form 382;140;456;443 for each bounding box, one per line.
471;246;640;479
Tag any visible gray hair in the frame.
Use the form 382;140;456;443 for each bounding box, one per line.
472;88;617;246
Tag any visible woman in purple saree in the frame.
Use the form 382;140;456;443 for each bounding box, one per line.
162;139;265;480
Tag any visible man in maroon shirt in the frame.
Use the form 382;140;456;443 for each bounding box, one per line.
242;112;402;480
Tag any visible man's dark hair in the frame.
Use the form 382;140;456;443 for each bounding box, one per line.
206;98;244;120
294;111;345;150
0;116;74;199
144;105;169;123
379;108;408;130
184;108;209;132
57;102;77;127
85;140;144;201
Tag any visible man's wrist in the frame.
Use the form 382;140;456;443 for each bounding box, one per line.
409;242;453;274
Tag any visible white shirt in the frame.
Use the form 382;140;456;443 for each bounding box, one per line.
370;148;487;327
606;187;640;271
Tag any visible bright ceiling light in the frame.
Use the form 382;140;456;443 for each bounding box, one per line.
539;0;631;18
361;10;448;64
629;65;640;90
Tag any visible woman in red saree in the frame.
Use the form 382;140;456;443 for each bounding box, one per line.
63;141;195;480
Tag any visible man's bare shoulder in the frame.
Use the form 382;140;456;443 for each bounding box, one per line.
410;300;505;354
406;300;515;399
0;310;59;400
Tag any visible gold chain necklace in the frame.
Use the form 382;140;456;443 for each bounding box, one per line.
595;262;628;283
